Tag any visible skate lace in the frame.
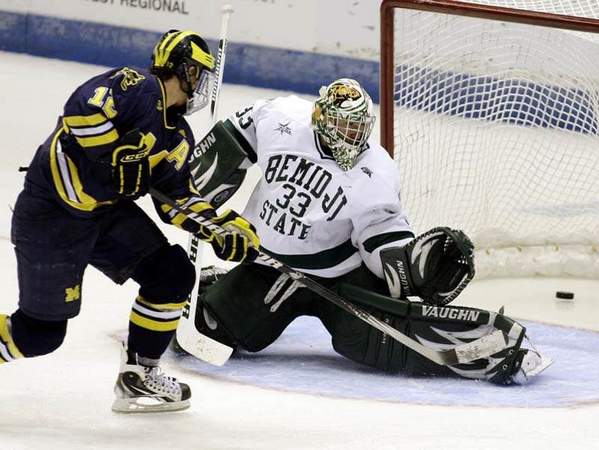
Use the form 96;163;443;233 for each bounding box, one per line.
143;366;181;396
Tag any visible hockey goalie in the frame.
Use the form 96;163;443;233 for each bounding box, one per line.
176;78;552;385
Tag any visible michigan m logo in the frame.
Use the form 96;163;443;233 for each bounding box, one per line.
65;285;81;303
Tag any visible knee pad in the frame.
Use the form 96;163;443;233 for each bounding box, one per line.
10;309;67;357
134;244;196;302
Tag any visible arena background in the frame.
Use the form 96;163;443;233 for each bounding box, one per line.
0;0;381;100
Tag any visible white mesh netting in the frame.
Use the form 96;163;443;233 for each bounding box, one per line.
390;1;599;278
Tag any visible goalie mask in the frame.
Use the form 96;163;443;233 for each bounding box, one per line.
151;30;216;115
312;78;375;171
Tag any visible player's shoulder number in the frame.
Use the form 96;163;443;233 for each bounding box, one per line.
235;106;253;129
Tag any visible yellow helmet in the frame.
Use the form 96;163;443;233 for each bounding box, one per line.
151;30;216;114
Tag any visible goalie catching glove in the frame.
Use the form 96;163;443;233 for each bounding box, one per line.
380;227;475;306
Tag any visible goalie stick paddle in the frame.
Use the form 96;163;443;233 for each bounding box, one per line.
181;4;235;365
153;188;508;367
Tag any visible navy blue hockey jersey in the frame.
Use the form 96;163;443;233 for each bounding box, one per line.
24;66;200;228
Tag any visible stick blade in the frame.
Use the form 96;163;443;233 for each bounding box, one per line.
454;329;508;364
176;319;233;366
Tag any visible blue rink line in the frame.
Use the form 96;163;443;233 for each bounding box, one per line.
170;317;599;408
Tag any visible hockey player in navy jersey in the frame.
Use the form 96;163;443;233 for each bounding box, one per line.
177;78;550;385
0;30;259;413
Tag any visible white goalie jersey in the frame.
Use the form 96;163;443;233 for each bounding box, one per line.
226;95;414;278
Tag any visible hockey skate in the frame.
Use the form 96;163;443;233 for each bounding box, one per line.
112;345;191;413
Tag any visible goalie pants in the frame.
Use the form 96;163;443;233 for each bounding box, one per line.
200;263;509;379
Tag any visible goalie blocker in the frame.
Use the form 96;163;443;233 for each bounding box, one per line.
176;263;549;385
189;120;250;208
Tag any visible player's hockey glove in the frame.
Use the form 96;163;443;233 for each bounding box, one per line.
380;227;475;306
205;210;260;263
160;195;260;263
111;128;153;198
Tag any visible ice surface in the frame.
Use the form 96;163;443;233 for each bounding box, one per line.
170;317;599;408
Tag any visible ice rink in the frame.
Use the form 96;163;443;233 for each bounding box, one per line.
1;51;598;450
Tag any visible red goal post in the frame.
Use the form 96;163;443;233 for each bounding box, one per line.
379;0;599;278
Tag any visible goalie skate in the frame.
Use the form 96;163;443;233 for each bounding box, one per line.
112;346;191;413
488;346;553;385
511;349;553;385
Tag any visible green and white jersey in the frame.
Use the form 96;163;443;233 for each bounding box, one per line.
227;95;414;278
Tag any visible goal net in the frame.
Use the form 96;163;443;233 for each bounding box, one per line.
380;0;599;278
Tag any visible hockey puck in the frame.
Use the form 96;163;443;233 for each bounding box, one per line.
555;291;575;300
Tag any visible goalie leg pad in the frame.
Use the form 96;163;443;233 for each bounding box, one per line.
400;305;530;382
329;277;531;382
320;266;412;372
330;305;524;380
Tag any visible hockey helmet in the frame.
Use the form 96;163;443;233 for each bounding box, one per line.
151;30;215;115
312;78;375;171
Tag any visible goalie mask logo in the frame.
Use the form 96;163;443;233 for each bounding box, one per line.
328;84;361;107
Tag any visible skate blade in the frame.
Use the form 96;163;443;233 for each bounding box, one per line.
527;356;554;378
112;397;190;414
515;355;554;384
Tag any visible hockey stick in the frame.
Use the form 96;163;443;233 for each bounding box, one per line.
180;4;235;366
154;188;508;366
209;4;233;121
187;3;233;297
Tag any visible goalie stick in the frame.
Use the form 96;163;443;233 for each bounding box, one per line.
153;188;509;367
181;4;234;365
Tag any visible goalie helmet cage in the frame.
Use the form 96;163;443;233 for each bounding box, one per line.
380;0;599;278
